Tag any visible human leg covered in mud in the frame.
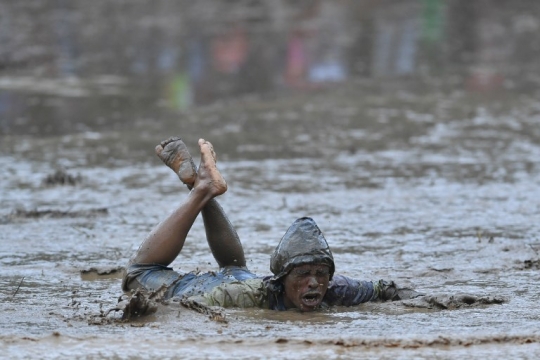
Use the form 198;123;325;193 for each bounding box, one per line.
129;137;245;268
117;137;258;319
121;137;256;302
153;137;245;267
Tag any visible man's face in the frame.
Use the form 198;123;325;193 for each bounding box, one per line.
282;263;330;311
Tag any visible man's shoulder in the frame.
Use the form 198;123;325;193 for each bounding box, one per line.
204;277;268;308
239;277;266;288
329;273;354;285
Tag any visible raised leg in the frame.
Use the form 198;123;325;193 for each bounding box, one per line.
130;138;227;266
192;142;246;267
201;199;246;267
162;137;246;268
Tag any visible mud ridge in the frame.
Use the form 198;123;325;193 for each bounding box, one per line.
6;207;108;220
202;334;540;349
42;169;83;186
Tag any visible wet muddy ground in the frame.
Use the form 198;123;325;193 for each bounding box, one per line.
1;83;540;359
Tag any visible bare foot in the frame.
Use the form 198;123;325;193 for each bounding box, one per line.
194;138;227;196
155;137;197;186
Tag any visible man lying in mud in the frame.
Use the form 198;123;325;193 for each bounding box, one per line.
122;137;421;313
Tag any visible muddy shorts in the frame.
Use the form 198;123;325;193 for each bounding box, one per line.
122;263;259;300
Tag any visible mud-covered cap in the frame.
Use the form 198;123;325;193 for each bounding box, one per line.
270;217;335;282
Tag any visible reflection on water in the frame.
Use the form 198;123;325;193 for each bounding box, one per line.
1;0;540;136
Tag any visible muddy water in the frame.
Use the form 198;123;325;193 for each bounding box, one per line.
1;86;540;359
2;1;540;359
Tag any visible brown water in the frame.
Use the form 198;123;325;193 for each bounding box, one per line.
2;1;540;359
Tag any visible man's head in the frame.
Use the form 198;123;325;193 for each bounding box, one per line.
282;262;330;311
269;217;335;311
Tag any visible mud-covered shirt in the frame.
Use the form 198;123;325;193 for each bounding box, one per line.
122;264;388;310
199;275;386;309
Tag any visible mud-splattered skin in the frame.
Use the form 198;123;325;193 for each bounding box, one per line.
268;217;336;311
282;264;330;311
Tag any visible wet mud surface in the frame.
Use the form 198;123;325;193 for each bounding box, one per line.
1;84;540;359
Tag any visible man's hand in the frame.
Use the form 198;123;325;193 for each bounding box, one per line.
380;280;425;301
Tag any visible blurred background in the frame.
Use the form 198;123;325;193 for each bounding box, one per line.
1;0;539;164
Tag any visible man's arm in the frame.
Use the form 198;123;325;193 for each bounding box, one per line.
324;275;423;306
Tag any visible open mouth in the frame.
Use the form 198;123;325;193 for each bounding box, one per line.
301;292;322;308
